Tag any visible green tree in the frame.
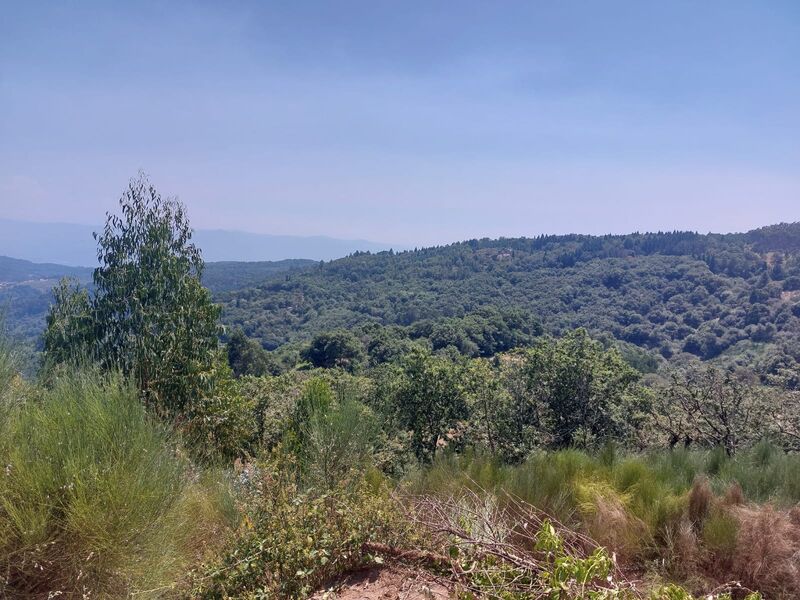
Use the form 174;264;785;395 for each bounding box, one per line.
42;278;94;365
301;329;365;372
227;328;276;377
462;358;508;454
497;351;550;460
522;329;644;449
44;173;222;416
391;347;467;462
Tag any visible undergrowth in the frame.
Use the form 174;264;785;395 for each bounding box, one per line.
409;444;800;523
407;446;800;597
191;457;416;599
0;369;236;599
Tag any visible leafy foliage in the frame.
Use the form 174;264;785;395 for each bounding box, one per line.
180;354;258;461
519;329;645;449
192;462;412;599
227;328;278;377
43;174;224;420
217;225;800;380
380;346;469;462
301;329;365;371
89;174;221;412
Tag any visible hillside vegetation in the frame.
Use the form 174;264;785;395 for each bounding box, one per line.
219;225;800;380
3;175;798;599
0;256;312;346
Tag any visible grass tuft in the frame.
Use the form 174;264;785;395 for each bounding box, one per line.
0;369;234;599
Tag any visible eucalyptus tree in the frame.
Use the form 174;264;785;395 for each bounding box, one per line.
44;173;221;415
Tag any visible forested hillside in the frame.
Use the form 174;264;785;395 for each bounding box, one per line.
220;223;800;379
0;257;313;344
6;223;800;383
0;257;93;346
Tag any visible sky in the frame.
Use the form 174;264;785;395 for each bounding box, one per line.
1;1;799;247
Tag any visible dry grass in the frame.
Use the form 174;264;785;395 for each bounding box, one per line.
575;481;649;562
730;505;800;598
403;486;638;599
723;482;746;506
688;476;714;530
409;452;800;597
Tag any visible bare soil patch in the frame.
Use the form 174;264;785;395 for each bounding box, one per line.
312;566;451;600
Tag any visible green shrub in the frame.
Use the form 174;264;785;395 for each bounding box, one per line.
241;371;309;449
181;355;257;462
0;370;234;598
278;377;383;489
193;461;413;599
301;395;380;489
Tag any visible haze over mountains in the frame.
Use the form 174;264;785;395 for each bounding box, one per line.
0;219;400;266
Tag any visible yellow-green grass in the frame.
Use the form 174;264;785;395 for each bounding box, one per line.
0;368;236;599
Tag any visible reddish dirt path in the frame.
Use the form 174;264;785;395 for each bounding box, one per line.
312;566;451;599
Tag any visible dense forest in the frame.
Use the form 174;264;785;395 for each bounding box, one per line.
218;224;800;385
6;223;800;385
2;176;799;599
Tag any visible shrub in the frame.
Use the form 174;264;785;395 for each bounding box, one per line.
192;461;413;599
0;370;234;598
180;354;257;462
241;371;309;449
687;477;714;529
702;509;739;560
731;505;800;598
301;395;380;489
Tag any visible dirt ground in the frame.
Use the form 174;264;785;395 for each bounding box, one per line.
311;566;451;599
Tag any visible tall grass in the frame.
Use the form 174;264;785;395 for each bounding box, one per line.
0;332;25;414
0;367;235;599
410;443;800;518
407;444;800;595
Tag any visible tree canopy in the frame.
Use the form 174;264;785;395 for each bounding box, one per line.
44;174;221;414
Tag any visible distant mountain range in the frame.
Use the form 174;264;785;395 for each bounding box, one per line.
0;219;402;266
0;255;93;285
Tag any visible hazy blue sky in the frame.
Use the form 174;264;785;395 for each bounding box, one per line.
1;1;798;246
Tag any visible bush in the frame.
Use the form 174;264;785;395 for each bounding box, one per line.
180;354;257;462
702;509;739;557
301;395;380;489
0;370;234;598
193;461;413;599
